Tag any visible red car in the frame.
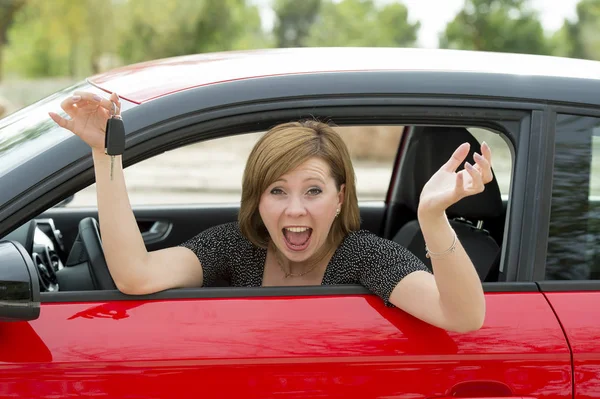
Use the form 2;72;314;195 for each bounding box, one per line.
1;47;599;398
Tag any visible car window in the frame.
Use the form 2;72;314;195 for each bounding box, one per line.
66;125;404;207
468;127;513;199
0;81;137;181
0;81;90;179
546;114;600;280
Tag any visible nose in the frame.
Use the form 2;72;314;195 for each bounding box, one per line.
285;195;307;218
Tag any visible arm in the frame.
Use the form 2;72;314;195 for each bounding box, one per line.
50;91;203;295
93;149;203;294
389;142;491;333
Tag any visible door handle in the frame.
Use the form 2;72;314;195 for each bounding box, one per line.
428;381;528;399
141;221;171;243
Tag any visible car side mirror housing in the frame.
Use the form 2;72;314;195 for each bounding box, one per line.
0;240;40;322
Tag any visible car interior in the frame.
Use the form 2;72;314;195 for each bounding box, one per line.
3;123;512;295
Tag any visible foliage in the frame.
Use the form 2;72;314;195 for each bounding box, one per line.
3;0;114;78
552;0;600;60
2;0;600;79
439;0;551;55
273;0;322;47
0;0;25;80
117;0;268;65
305;0;419;47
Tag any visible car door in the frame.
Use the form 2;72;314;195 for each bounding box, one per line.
0;286;570;399
535;111;600;399
0;104;572;398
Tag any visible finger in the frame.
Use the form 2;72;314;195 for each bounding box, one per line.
481;141;493;164
48;112;75;133
442;142;470;172
73;91;114;113
454;170;465;197
473;152;493;183
60;94;104;118
109;92;121;116
60;94;83;119
464;161;484;193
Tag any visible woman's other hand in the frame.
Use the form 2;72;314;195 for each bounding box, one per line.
48;91;120;152
418;141;493;217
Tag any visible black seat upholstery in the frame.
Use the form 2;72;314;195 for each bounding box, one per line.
392;126;504;281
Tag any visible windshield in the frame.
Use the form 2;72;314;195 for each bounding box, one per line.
0;81;105;179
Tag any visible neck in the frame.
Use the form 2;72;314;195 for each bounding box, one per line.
270;241;335;277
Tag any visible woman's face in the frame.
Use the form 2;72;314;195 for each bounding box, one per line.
259;157;344;263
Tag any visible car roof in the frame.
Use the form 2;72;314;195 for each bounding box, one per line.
88;47;600;104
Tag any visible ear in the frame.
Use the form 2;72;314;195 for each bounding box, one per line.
337;183;346;207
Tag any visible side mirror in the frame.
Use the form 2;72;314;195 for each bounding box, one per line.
0;240;40;322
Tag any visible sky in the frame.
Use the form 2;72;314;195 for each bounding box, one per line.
255;0;580;48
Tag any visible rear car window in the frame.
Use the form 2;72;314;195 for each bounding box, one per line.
546;114;600;280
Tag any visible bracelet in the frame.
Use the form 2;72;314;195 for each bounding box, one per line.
425;232;457;259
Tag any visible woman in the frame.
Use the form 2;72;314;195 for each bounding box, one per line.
49;91;491;333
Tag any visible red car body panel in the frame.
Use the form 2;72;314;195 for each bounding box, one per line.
86;47;600;104
0;292;571;398
543;292;600;399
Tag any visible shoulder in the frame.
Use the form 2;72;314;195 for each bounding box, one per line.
337;228;428;273
336;229;430;307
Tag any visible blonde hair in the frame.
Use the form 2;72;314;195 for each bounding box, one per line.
239;120;360;248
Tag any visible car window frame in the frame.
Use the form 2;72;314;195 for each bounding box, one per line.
536;104;600;292
21;95;541;304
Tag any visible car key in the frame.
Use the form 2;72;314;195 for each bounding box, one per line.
104;102;125;180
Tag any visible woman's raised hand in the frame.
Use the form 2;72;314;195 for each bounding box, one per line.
418;142;493;217
49;91;121;151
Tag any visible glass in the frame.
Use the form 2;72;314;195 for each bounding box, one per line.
0;81;114;179
66;126;406;207
546;114;600;280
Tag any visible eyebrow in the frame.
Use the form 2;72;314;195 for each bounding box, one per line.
273;177;326;184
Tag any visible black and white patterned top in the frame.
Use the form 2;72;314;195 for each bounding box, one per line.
179;222;430;306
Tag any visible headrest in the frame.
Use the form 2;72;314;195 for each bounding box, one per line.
398;126;504;220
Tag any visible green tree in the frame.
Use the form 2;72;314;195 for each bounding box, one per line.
0;0;26;80
3;0;115;78
551;0;600;60
273;0;321;47
117;0;268;65
440;0;551;55
305;0;419;47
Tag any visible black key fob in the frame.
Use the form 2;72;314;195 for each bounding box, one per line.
105;116;126;156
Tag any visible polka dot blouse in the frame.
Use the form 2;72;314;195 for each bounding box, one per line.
179;222;430;306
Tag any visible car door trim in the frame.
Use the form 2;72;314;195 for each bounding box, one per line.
538;280;600;291
40;282;539;303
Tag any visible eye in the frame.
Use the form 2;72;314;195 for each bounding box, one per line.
270;188;285;195
307;187;322;196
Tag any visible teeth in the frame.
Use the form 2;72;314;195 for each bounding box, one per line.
285;227;309;233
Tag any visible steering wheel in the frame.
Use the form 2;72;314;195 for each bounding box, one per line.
33;250;59;292
78;217;117;290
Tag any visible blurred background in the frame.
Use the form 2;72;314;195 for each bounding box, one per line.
0;0;594;205
0;0;596;115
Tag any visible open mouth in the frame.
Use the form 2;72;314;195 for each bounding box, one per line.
282;227;313;251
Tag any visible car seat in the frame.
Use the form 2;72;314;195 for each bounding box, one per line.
392;126;504;281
